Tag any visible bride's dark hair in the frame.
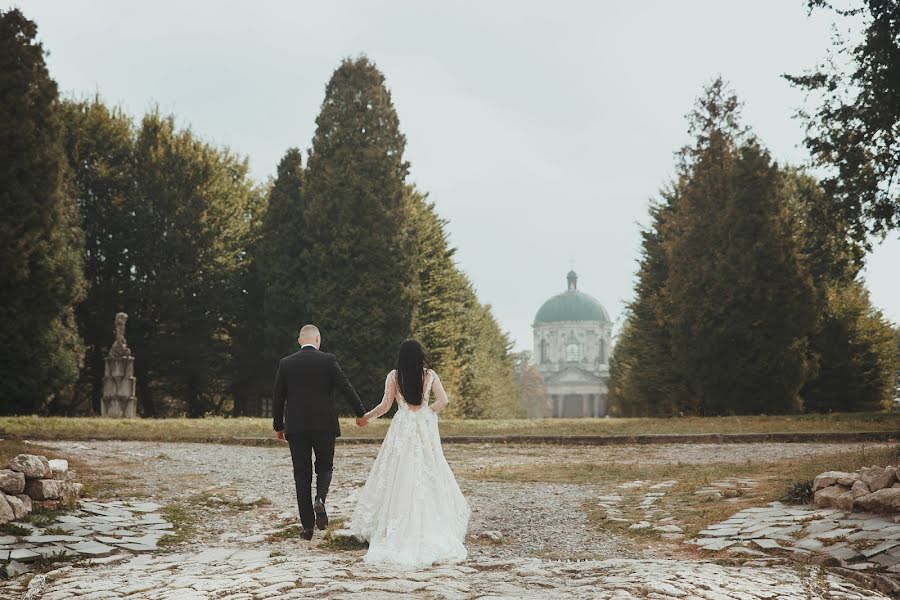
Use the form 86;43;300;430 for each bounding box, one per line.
396;339;432;406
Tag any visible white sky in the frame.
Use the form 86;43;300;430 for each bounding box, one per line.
10;0;898;350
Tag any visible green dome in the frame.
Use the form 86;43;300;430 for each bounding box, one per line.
534;272;609;324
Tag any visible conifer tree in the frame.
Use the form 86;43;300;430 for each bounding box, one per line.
259;148;308;361
662;79;818;414
0;9;86;414
301;57;416;406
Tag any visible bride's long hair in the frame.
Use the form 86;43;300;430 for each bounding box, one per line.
396;339;432;406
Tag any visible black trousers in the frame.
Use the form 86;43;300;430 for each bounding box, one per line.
286;430;336;530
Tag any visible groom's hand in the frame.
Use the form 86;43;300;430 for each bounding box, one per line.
275;429;286;442
356;417;368;427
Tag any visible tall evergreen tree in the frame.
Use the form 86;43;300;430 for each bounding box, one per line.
407;189;468;403
608;193;693;417
259;149;308;361
301;57;417;406
0;9;86;414
662;79;818;414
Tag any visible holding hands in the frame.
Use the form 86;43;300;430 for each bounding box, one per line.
356;416;369;427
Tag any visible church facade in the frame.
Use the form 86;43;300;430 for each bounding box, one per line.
533;271;611;417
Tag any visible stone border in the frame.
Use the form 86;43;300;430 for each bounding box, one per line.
231;430;900;446
8;431;897;447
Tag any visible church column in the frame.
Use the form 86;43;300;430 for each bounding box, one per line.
581;395;588;417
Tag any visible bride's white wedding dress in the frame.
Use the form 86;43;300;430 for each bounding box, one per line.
348;368;470;568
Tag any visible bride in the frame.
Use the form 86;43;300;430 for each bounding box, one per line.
348;339;470;567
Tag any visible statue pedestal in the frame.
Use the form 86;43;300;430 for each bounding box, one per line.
101;355;137;418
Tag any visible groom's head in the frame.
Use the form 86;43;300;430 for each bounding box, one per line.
298;324;321;349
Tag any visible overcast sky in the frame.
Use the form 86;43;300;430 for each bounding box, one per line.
11;0;899;350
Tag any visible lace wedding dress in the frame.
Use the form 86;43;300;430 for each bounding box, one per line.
348;369;470;567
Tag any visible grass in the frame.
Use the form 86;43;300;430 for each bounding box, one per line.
466;444;900;540
320;517;369;551
157;502;197;548
1;412;899;444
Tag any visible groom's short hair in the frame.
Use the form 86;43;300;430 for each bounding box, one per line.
298;324;320;339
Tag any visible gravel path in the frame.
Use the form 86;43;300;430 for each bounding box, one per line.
1;439;892;599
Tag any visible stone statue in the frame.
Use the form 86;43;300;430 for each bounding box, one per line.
109;312;132;358
101;312;138;418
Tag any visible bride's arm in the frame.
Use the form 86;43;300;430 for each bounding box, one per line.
364;371;396;421
429;371;450;414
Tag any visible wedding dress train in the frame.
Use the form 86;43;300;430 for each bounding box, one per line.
348;369;470;568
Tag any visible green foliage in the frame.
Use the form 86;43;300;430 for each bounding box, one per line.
785;0;900;241
802;282;897;412
612;79;820;416
127;112;261;416
0;9;86;415
259;149;307;361
57;98;136;415
609;195;692;417
298;56;417;406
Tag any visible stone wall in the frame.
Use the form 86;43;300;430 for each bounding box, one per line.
812;465;900;513
0;454;83;523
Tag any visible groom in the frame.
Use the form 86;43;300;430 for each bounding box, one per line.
272;324;367;540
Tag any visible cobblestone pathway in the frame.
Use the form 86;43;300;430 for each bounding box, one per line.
0;440;893;599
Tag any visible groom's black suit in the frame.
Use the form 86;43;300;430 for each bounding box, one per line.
272;345;366;531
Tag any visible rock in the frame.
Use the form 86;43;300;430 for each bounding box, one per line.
851;479;871;498
24;478;64;500
479;530;504;542
836;474;859;486
4;560;32;577
32;499;60;511
836;491;855;512
0;469;25;494
813;472;853;492
0;493;15;523
48;459;68;480
814;484;850;508
864;465;898;492
857;488;900;513
5;494;31;519
14;494;32;514
7;454;50;479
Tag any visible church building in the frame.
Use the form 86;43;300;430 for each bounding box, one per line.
533;271;611;417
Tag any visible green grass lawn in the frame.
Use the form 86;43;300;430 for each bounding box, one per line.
0;412;898;443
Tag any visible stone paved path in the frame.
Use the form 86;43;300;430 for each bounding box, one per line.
0;440;893;599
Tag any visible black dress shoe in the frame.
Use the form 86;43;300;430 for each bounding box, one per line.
314;497;329;530
300;528;313;541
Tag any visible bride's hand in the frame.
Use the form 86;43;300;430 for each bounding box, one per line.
356;417;368;427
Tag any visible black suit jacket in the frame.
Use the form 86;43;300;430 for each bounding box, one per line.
272;346;366;437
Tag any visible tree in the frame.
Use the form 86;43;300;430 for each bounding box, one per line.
802;282;896;412
608;194;694;417
58;98;135;414
300;56;417;406
407;189;468;403
128;111;258;417
783;169;896;412
785;0;900;243
663;80;819;414
513;352;548;418
259;149;308;361
0;9;86;414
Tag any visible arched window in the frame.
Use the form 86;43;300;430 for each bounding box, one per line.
566;343;580;362
540;338;549;363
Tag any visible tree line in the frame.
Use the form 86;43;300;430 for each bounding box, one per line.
0;8;522;418
609;77;897;416
611;0;900;416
